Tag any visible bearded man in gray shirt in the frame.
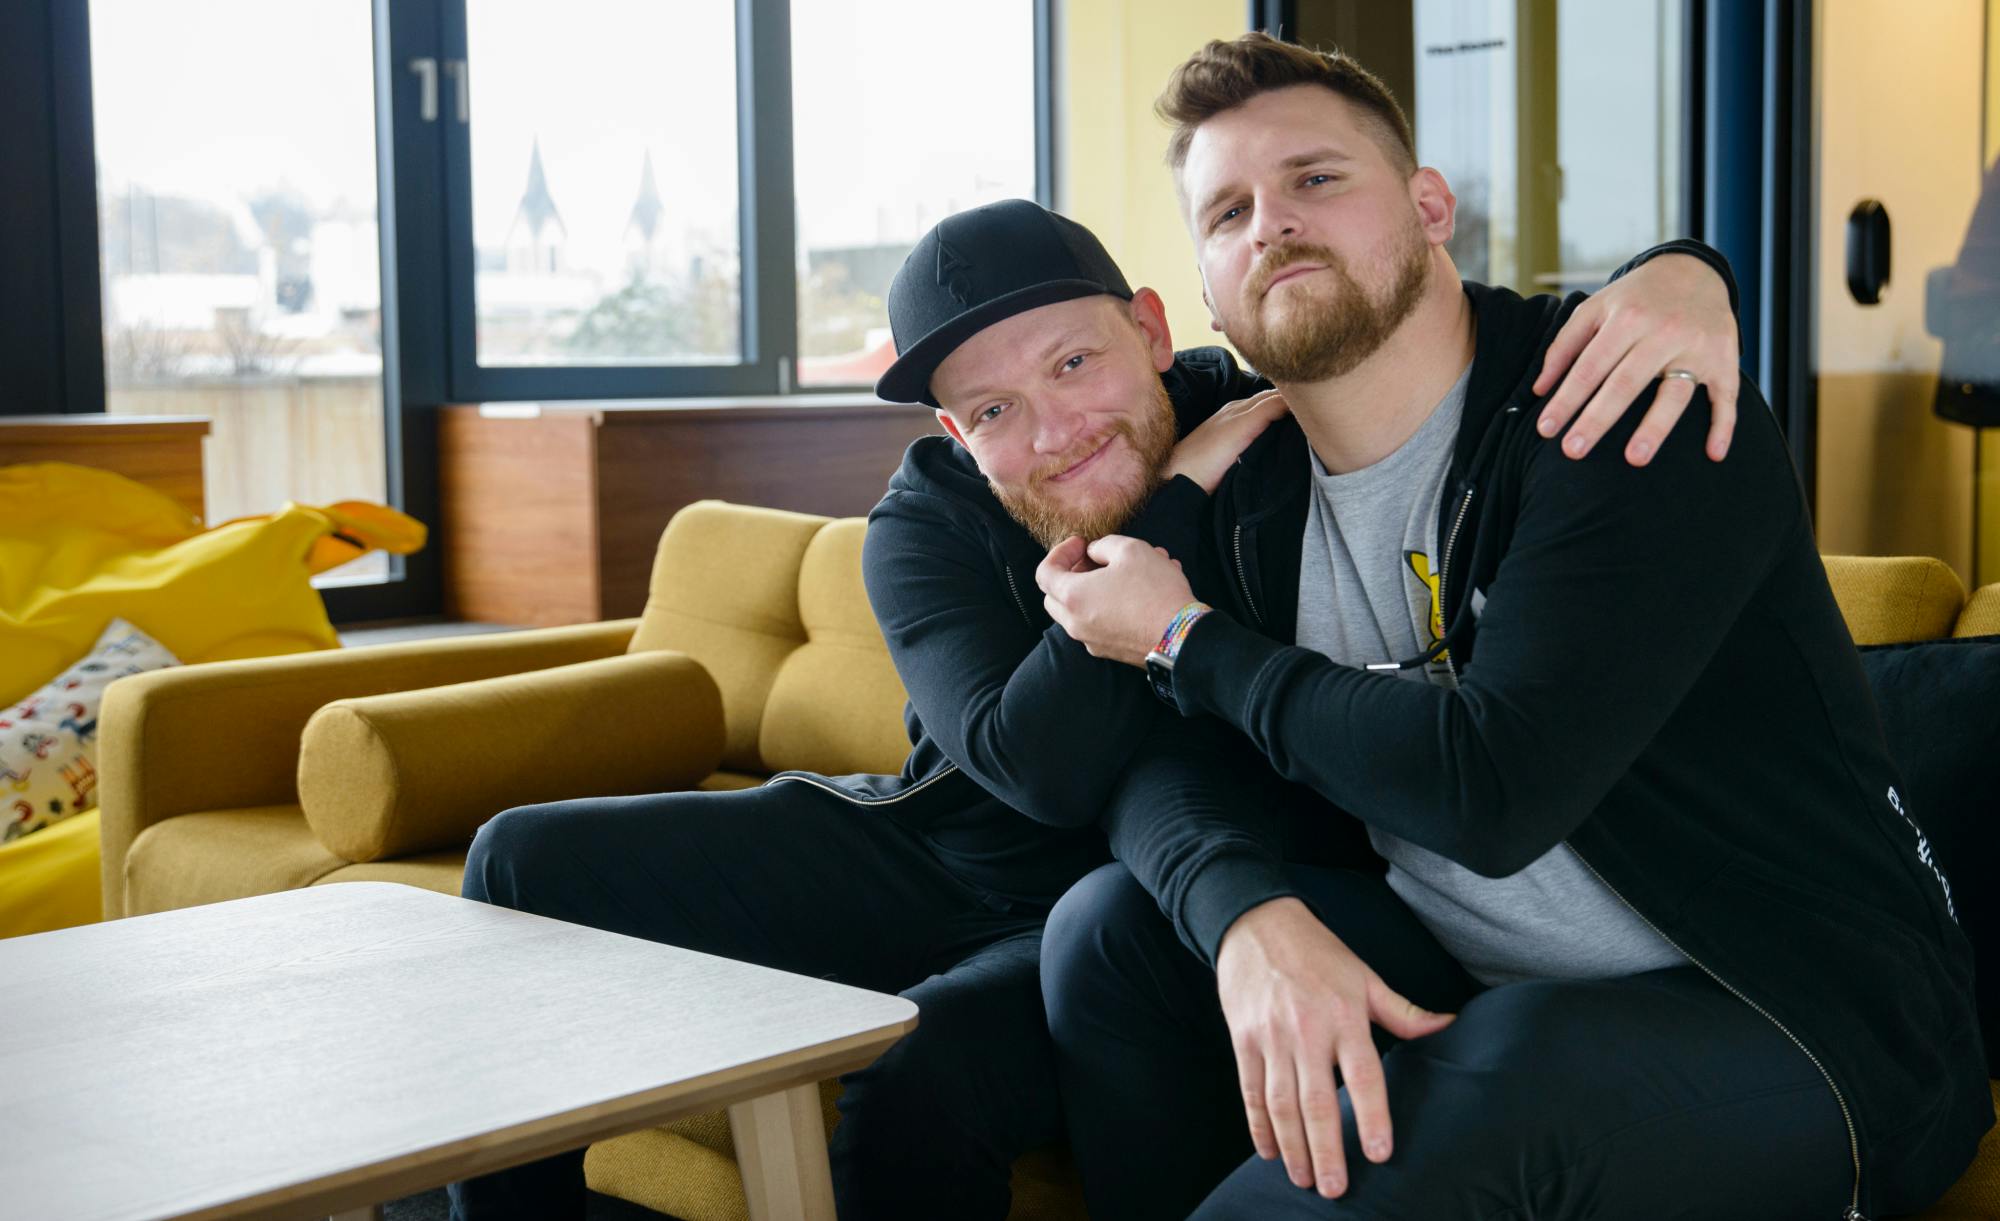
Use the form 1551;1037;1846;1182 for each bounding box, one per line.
1040;33;1986;1221
1296;361;1683;988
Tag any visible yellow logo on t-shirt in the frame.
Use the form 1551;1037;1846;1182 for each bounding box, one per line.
1406;551;1446;651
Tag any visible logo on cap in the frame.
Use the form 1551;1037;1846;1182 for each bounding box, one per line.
936;235;975;307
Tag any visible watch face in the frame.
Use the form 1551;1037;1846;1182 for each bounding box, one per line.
1144;652;1175;706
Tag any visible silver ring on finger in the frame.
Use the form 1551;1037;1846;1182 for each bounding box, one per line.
1662;368;1699;383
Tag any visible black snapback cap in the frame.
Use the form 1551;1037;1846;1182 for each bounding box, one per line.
875;199;1133;407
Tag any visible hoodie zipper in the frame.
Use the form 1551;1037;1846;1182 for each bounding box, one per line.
1568;847;1865;1220
1436;483;1475;683
1002;564;1031;624
1232;524;1265;629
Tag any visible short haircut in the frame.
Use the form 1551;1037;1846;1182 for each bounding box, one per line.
1157;33;1417;178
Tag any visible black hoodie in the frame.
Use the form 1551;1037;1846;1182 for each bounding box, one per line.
846;347;1346;928
845;242;1740;952
1166;279;1991;1217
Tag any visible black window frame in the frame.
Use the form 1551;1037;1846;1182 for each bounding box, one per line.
27;0;1054;623
426;0;1056;404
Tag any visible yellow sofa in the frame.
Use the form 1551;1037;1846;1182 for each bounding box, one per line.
96;501;2000;1220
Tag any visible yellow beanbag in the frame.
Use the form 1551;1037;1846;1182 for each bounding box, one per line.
0;809;102;938
0;461;426;939
0;462;426;708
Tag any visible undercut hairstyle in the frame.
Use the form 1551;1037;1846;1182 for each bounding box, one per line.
1158;33;1417;179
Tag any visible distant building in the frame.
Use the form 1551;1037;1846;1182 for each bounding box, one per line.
505;139;568;275
623;150;671;279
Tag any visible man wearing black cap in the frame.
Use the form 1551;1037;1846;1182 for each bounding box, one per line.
448;192;1743;1220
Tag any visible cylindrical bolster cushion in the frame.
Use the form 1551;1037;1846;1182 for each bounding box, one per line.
298;651;724;862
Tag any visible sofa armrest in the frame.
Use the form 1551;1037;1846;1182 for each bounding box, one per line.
297;650;724;862
97;619;639;917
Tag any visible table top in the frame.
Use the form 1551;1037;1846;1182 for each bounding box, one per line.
0;882;918;1221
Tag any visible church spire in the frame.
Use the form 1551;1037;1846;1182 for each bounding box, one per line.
516;137;564;239
627;149;663;243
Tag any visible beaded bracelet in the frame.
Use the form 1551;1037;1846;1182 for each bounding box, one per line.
1153;600;1213;662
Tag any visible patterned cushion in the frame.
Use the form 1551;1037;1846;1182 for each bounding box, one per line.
3;619;177;843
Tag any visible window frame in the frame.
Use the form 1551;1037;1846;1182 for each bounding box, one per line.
35;0;1052;622
378;0;1057;615
434;0;1056;403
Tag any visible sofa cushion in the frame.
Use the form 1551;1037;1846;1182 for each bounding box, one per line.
123;804;344;916
760;519;913;777
698;770;767;792
629;502;827;772
1913;1079;2000;1219
1826;555;1968;645
1958;584;2000;637
311;851;467;897
299;652;723;863
1859;635;2000;1073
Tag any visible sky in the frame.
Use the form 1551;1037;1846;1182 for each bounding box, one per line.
87;0;1037;279
86;0;1673;305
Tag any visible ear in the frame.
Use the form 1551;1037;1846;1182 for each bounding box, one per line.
1128;287;1176;372
935;408;969;448
1410;167;1457;247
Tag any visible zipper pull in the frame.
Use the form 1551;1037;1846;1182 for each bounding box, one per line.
1843;1207;1868;1220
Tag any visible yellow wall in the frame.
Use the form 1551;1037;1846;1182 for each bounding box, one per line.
1990;0;1999;163
1058;0;1243;355
1812;0;1987;583
1984;1;2000;586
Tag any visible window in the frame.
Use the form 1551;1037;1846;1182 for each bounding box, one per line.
1290;0;1686;296
464;0;743;368
89;0;390;580
437;0;1050;401
790;0;1039;388
73;0;1050;615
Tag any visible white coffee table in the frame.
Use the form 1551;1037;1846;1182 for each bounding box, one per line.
0;882;918;1220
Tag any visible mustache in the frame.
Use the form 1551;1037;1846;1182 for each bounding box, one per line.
1247;240;1344;299
1028;427;1123;488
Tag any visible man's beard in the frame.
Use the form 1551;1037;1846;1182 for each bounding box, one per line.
1228;225;1430;383
992;381;1178;549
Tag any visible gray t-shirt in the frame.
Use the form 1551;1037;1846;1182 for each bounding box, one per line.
1294;365;1683;987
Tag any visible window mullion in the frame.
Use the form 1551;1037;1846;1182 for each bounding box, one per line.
742;0;797;393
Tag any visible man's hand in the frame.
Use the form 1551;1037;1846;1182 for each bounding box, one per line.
1036;535;1193;666
1168;388;1290;493
1532;252;1741;466
1216;898;1456;1199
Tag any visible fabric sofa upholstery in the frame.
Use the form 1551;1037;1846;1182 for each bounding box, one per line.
298;651;723;862
94;504;2000;1219
625;501;827;773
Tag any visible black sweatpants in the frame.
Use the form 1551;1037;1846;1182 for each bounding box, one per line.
446;781;1062;1221
1042;862;1854;1221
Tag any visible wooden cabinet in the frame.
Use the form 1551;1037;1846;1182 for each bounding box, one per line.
0;415;211;523
440;397;940;626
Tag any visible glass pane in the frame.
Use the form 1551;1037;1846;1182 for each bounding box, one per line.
466;0;741;367
89;0;389;579
791;0;1036;388
1810;0;1996;585
1300;1;1683;296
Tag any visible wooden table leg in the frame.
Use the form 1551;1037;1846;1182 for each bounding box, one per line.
728;1083;836;1221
